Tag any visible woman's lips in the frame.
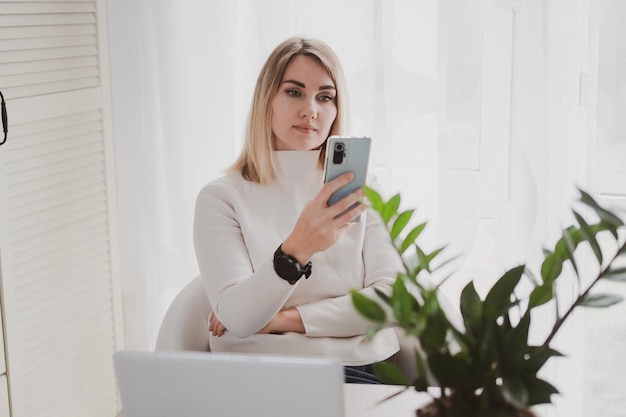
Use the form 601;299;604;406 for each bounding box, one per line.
294;124;316;133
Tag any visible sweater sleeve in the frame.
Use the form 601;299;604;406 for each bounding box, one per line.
193;180;295;338
296;206;403;337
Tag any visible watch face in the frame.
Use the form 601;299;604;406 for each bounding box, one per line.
275;256;300;281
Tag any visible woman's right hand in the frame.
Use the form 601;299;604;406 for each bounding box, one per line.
209;312;227;337
280;172;366;265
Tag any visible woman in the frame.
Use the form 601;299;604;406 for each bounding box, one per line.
193;37;402;383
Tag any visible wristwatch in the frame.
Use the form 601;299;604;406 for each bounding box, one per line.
273;245;312;284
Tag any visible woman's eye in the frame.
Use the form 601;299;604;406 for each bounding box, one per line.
317;95;335;102
286;89;301;97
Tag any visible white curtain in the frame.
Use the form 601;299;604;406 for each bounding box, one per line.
106;1;621;415
107;0;455;351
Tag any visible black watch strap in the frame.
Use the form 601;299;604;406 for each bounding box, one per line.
273;245;312;284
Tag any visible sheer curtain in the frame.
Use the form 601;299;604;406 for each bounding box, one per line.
106;0;453;351
106;1;614;415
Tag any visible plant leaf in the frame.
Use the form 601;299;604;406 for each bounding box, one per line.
415;246;428;274
484;265;524;319
391;209;414;239
560;226;579;277
526;377;559;405
381;194;401;224
573;210;603;264
362;185;384;212
477;322;497;366
420;294;448;352
460;281;482;343
351;290;386;323
580;293;624;308
509;312;531;361
372;361;409;386
529;284;553;308
399;223;426;254
415;246;445;274
391;276;419;327
604;266;626;282
541;253;563;284
578;189;624;236
412;349;430;391
525;346;563;373
374;287;392;305
501;376;529;409
427;352;471;387
426;247;445;269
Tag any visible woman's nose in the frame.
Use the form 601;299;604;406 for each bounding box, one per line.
299;99;318;119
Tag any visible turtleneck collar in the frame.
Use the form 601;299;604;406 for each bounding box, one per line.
273;150;323;183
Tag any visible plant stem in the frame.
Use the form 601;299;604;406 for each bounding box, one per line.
542;240;626;347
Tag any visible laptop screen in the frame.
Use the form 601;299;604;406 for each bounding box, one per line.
114;350;345;417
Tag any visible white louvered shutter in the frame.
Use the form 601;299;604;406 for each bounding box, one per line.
0;2;123;417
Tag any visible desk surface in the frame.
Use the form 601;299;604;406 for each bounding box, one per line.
116;383;554;416
344;384;430;417
116;383;431;417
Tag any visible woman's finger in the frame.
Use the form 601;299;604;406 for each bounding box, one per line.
208;312;226;337
317;172;354;206
326;188;365;221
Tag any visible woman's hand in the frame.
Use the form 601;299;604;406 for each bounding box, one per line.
257;308;305;334
208;312;227;337
281;172;366;264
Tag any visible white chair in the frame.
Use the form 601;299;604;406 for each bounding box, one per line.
154;275;421;381
155;275;211;352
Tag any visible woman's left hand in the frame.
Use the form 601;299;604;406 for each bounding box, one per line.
257;308;305;334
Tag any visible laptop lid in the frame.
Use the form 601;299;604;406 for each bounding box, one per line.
113;350;345;417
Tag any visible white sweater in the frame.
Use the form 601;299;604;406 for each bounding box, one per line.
193;150;401;365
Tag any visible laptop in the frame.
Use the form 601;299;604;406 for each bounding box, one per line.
113;350;345;417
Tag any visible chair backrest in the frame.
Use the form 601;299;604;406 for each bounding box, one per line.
155;275;212;352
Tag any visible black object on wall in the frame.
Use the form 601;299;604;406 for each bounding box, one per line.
0;91;7;146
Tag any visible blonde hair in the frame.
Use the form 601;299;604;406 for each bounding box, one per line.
229;37;350;183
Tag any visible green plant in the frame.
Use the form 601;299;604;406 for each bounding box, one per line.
352;187;626;417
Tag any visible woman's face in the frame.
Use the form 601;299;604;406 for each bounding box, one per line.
271;55;337;151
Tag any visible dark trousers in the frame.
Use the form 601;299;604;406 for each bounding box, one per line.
344;364;381;384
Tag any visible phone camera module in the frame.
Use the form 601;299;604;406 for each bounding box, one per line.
333;142;346;164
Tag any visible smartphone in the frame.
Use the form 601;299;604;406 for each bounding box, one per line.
323;136;371;222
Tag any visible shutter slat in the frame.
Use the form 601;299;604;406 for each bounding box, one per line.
25;366;116;417
5;123;103;160
6;154;104;195
14;239;109;284
0;34;96;52
17;278;112;333
0;23;95;40
10;201;108;244
0;66;99;94
3;109;100;138
5;138;103;175
0;13;95;27
1;77;99;99
0;56;98;77
9;188;107;235
0;45;97;63
9;175;105;216
0;2;95;14
22;340;115;387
